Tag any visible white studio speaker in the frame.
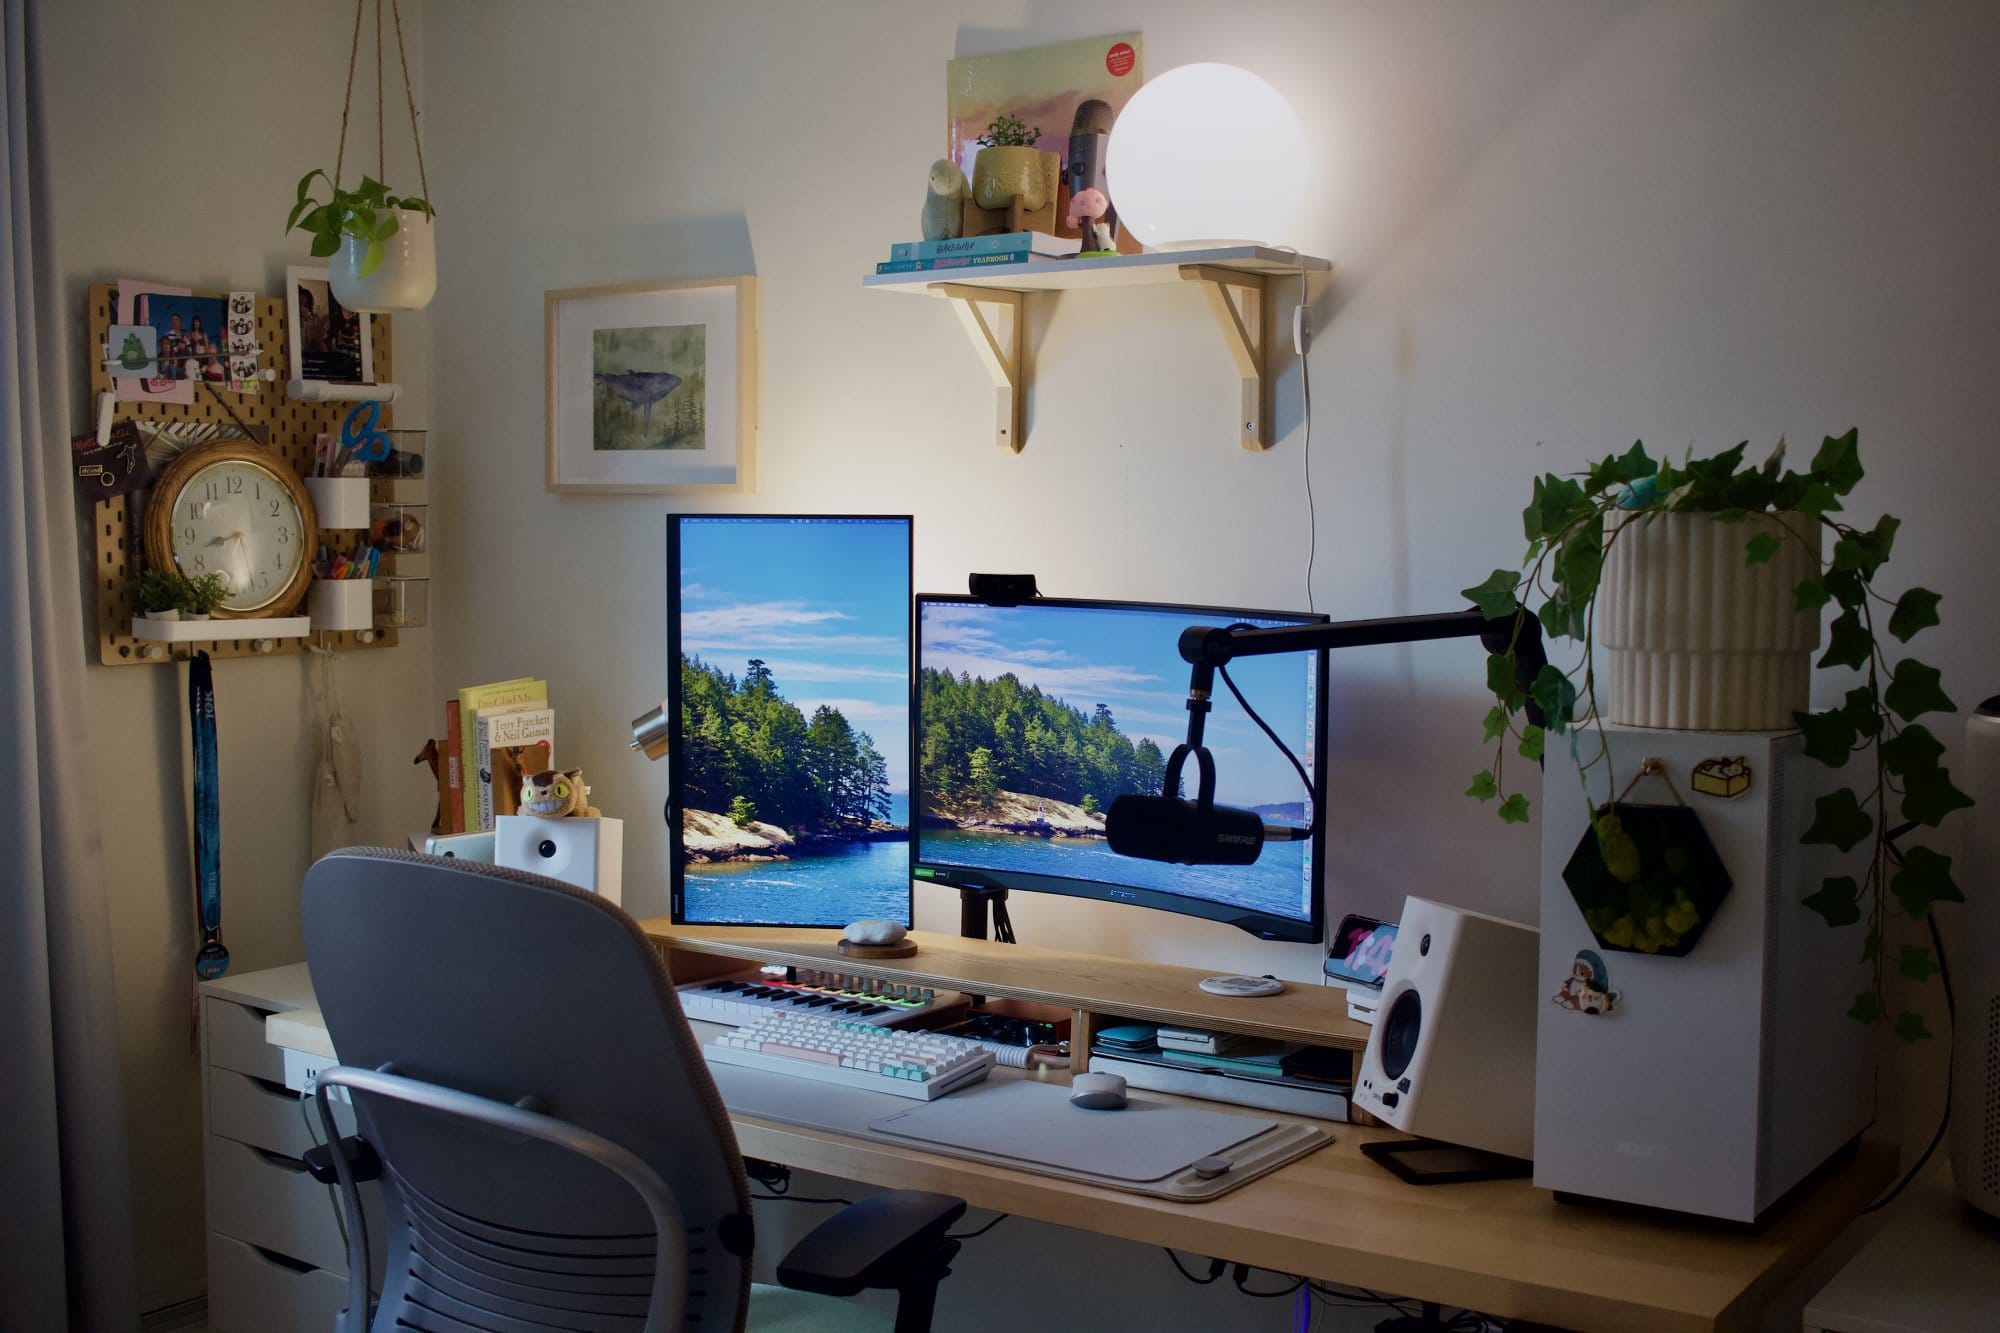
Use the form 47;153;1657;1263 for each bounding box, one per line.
1950;697;2000;1218
1352;897;1540;1159
494;815;624;905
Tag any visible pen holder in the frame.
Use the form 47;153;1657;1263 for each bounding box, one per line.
374;574;428;629
372;428;427;481
309;578;374;632
305;476;370;530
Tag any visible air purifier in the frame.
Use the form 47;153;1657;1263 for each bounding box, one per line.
1949;698;2000;1218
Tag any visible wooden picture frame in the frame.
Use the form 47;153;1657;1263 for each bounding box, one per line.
544;276;758;493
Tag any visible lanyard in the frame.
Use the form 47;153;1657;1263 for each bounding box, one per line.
189;650;229;979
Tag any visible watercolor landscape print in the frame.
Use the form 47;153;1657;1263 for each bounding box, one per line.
673;517;912;926
593;323;706;451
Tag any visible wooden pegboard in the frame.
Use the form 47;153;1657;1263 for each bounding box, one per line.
87;282;406;666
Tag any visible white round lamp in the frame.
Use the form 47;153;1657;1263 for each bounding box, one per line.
1106;62;1307;251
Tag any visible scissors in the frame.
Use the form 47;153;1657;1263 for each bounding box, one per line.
340;399;392;465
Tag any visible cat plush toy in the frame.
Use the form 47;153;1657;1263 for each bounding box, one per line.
518;767;601;819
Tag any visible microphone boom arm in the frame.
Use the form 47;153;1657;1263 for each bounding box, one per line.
1170;607;1549;809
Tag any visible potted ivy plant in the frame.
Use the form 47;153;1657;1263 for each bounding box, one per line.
1464;430;1971;1035
286;171;436;313
970;114;1058;213
128;568;185;621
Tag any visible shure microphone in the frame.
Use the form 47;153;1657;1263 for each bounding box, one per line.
1106;794;1308;866
1066;99;1118;237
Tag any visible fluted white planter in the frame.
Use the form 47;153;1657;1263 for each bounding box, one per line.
1597;512;1821;730
328;209;436;313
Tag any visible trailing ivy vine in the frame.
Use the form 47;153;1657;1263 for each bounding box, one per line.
1461;431;1971;1037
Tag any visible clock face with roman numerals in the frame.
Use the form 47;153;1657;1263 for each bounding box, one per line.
144;443;318;616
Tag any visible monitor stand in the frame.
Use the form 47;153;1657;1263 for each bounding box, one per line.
958;885;1015;944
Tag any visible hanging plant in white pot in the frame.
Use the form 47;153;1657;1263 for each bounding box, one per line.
288;173;435;312
284;0;435;313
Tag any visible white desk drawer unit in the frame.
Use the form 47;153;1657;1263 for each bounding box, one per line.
209;1067;355;1162
200;966;377;1333
206;1232;352;1333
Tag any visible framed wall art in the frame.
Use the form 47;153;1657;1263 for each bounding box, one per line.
544;275;758;493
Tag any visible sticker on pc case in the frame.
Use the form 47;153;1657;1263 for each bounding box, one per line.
1552;949;1619;1015
1690;756;1751;799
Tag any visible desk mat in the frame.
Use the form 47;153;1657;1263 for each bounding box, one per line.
869;1080;1270;1181
706;1060;1330;1201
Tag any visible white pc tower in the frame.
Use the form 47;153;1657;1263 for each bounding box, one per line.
1949;698;2000;1218
1534;727;1874;1222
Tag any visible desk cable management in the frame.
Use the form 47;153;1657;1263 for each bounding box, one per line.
1163;1248;1501;1331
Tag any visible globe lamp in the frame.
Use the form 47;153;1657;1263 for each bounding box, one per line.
1106;63;1306;250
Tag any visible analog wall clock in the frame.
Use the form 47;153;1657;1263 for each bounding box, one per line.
143;441;318;617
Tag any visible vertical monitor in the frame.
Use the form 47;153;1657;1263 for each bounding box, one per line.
914;595;1327;942
668;515;913;927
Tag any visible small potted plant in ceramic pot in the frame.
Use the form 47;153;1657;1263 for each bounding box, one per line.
287;170;436;312
1464;431;1971;1034
129;568;186;621
970;114;1058;212
181;570;230;621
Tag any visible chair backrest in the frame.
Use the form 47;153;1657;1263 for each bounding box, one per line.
303;847;753;1333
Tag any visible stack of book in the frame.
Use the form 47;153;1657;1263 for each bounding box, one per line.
1088;1021;1354;1122
434;677;556;835
875;230;1081;275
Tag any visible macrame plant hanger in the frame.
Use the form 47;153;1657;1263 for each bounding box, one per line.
334;0;431;213
319;0;437;313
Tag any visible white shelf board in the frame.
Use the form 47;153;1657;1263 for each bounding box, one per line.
130;615;313;643
862;245;1329;295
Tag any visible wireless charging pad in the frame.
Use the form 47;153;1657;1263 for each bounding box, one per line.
1197;975;1285;998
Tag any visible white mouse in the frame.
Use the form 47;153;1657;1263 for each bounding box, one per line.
1069;1071;1128;1110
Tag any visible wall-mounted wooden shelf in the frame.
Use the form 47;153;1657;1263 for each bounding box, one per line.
864;246;1330;453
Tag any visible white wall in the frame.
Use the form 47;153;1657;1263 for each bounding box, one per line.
422;0;1997;971
40;2;435;1308
415;2;1998;1324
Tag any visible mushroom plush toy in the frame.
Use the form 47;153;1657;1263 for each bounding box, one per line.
1067;187;1115;254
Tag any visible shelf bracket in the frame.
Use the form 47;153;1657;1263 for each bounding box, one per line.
932;283;1027;453
1179;264;1278;451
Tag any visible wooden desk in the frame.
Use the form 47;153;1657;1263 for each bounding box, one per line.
643;923;1895;1333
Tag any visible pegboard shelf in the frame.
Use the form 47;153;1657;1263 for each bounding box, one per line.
131;616;312;643
86;282;404;666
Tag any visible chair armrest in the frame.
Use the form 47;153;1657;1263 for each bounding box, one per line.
776;1190;967;1297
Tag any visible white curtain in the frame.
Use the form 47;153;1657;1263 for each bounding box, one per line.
0;0;139;1328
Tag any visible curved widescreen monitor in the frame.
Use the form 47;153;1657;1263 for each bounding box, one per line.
914;595;1327;942
668;514;913;927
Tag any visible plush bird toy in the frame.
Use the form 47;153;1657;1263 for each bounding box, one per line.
921;158;968;241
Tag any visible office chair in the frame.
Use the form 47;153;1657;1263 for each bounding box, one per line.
301;847;967;1333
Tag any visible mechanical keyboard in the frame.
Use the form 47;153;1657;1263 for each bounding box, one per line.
702;1013;995;1100
677;969;961;1028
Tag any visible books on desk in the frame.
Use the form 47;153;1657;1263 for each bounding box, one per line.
1090;1025;1354;1122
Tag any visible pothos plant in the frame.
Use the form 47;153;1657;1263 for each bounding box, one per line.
976;114;1042;148
1461;430;1971;1038
285;171;433;278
